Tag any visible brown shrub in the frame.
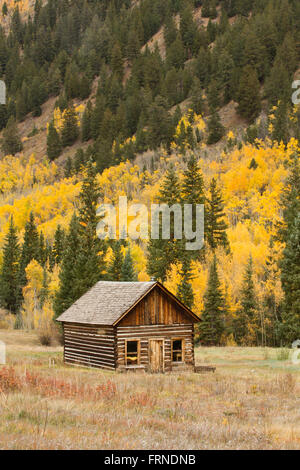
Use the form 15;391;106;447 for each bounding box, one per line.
0;366;21;392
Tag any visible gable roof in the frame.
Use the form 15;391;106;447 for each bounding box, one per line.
56;281;200;326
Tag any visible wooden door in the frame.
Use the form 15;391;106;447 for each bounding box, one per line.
149;339;164;373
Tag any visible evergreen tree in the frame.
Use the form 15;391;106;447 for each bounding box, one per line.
38;231;47;266
176;256;194;309
198;255;225;345
207;110;224;145
206;178;230;252
64;156;73;177
166;34;185;70
278;156;300;243
111;42;123;80
164;15;177;48
262;237;281;346
108;240;124;281
280;215;300;344
54;214;82;319
17;212;40;309
121;248;137;282
271;100;289;144
182;154;205;205
73;160;107;296
0;217;20;313
81;101;92;142
47;120;62;160
237;65;261;122
234;255;258;345
181;154;205;261
40;266;49;308
2;2;8;16
61;106;79;147
1;117;23;156
74;148;85;173
52;225;65;265
202;0;211;18
147;165;181;281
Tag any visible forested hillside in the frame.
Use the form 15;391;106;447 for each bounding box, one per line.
0;0;299;348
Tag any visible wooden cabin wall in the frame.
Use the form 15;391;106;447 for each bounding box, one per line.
116;324;194;372
63;323;115;370
118;286;192;326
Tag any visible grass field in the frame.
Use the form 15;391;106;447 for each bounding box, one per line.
0;329;299;450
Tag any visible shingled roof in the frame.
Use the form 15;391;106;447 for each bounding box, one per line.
56;281;156;326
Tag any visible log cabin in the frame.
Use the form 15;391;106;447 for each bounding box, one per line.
56;281;200;373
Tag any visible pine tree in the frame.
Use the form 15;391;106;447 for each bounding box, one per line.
280;215;300;344
64;156;73;177
61;106;79;147
181;154;205;261
121;248;137;281
111;42;123;80
271;100;289;144
81;101;92;142
176;256;194;309
262;237;281;346
182;154;205;205
166;34;185;70
2;2;8;16
237;65;261;122
52;225;65;265
73;160;107;296
202;0;211;18
17;212;40;309
164;15;177;48
1;117;23;156
74;148;85;173
278;156;300;243
207;110;224;145
40;266;49;308
206;178;230;252
180;5;198;57
0;217;20;314
147;165;181;281
234;255;258;345
38;231;47;266
198;255;225;345
54;214;82;319
47;120;62;160
107;240;124;281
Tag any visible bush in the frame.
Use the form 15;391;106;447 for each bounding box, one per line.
38;330;52;346
0;367;20;393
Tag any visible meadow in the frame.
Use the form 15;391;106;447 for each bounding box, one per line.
0;330;299;450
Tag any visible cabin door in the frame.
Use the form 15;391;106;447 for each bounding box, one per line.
149;339;164;373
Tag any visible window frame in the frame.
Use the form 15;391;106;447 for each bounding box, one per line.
125;339;140;366
171;338;185;363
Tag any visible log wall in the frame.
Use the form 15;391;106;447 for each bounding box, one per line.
63;323;115;370
116;324;194;372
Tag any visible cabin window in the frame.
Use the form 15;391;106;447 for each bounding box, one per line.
126;340;140;366
172;339;184;362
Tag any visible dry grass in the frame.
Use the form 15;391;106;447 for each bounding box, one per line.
0;329;299;450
